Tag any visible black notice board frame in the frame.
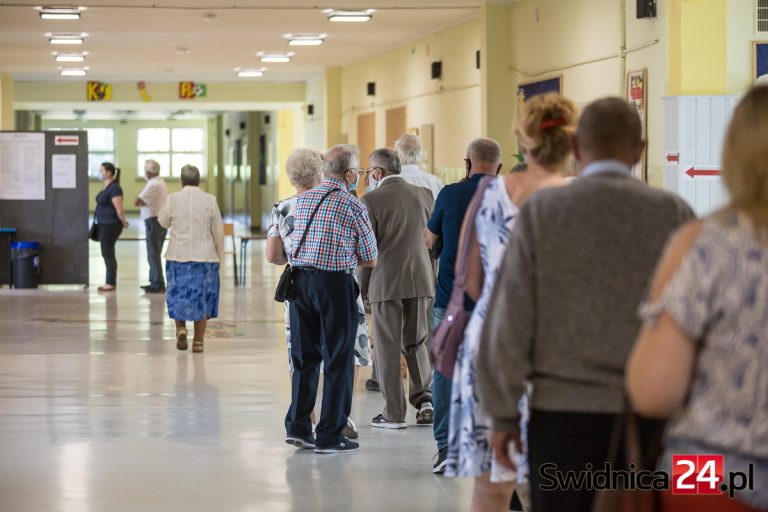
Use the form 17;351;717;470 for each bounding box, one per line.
0;131;90;286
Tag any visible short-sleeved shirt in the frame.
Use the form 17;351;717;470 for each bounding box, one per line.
289;177;377;271
138;176;168;220
95;181;124;224
268;196;298;257
427;173;486;309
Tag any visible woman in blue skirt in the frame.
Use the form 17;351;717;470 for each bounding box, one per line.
159;164;224;353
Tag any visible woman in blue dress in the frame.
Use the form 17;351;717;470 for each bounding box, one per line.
445;93;578;512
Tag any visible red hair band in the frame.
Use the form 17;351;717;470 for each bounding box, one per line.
539;117;567;130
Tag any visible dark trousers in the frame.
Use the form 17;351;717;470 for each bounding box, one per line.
285;269;358;447
99;223;123;286
528;409;663;512
144;217;167;288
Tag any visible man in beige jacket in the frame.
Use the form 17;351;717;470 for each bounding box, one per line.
358;148;435;429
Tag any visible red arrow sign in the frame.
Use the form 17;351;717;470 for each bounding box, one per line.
685;167;720;178
666;153;679;163
54;136;79;145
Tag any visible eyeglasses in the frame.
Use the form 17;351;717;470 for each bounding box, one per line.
346;167;367;176
366;167;384;174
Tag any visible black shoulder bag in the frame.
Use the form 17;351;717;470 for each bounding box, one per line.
274;189;337;302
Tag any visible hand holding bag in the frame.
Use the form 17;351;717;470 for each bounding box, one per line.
273;189;337;303
430;176;493;378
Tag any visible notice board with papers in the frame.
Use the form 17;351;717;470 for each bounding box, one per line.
0;131;89;285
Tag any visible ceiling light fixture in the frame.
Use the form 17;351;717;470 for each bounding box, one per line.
326;9;374;22
39;6;83;20
236;68;266;78
54;53;86;62
285;33;326;46
48;33;86;45
257;51;294;63
60;68;87;76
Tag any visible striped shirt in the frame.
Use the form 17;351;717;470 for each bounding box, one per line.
289;177;378;271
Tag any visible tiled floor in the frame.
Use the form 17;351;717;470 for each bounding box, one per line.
0;226;471;512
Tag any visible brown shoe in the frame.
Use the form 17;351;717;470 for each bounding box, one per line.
192;340;204;353
97;285;116;292
176;329;188;351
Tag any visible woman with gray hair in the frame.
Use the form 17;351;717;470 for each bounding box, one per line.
159;164;224;353
265;147;372;439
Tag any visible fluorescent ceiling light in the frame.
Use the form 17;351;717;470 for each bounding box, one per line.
49;33;85;45
237;68;265;78
40;7;82;20
327;10;374;22
257;51;294;63
55;53;85;62
285;33;326;46
60;68;86;76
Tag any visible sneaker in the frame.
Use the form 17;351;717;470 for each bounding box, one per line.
416;401;434;426
432;447;448;475
314;438;359;454
371;414;407;430
365;379;380;392
342;417;359;439
176;329;188;351
285;434;316;449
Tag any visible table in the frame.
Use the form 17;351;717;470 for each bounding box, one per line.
0;228;17;287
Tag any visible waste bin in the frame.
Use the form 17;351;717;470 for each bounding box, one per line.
11;241;41;289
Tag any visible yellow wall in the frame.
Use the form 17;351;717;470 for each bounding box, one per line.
340;18;481;183
0;73;14;129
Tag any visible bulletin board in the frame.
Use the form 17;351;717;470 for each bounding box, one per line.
0;131;90;286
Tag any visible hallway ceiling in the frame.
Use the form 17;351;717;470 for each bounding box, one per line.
0;1;494;83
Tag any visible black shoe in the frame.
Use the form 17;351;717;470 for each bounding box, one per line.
141;285;151;291
371;413;407;430
314;438;359;454
285;435;316;449
432;446;448;475
365;379;380;392
144;286;166;294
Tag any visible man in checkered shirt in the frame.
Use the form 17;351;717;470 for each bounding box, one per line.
284;144;378;454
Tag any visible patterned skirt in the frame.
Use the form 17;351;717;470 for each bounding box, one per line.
166;261;220;321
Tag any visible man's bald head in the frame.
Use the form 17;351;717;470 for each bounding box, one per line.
575;97;644;167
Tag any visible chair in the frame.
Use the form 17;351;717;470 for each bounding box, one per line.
223;223;238;287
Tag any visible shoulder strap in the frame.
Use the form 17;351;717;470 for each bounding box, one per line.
292;188;338;260
453;176;494;288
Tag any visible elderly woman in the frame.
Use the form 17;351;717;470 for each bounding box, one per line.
627;86;768;511
265;148;371;439
159;165;224;353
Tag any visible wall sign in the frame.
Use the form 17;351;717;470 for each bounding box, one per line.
87;81;112;101
179;81;207;99
626;68;648;182
754;41;768;81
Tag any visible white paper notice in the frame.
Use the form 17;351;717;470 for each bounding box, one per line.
0;132;46;200
52;154;77;189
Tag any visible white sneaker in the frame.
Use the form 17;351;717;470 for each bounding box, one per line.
371;414;407;429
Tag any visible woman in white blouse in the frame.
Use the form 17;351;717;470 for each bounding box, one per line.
159;165;224;353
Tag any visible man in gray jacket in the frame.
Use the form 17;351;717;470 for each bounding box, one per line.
476;97;695;511
359;148;436;429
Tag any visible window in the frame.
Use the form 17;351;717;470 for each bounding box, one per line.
137;127;206;178
50;127;115;178
759;0;768;32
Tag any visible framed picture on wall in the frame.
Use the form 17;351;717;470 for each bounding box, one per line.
753;41;768;81
626;68;648;182
516;76;563;111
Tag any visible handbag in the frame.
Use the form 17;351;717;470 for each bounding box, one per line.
430;176;493;378
89;221;99;241
273;188;337;303
591;404;664;512
428;235;443;259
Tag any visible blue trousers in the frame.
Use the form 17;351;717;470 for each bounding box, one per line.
432;306;452;450
285;269;358;448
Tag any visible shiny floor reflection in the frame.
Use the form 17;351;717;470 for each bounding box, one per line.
0;233;471;512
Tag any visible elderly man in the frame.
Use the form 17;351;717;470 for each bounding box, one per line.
424;137;502;474
358;148;435;430
285;144;378;454
476;98;695;511
394;133;443;202
135;159;168;293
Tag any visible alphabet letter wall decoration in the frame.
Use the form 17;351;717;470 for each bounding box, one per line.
87;81;112;101
179;82;207;99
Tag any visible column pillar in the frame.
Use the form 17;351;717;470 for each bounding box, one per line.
0;74;14;130
324;67;343;147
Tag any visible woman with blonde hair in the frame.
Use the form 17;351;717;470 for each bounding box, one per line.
159;165;224;353
627;87;768;511
443;93;578;512
265;148;372;440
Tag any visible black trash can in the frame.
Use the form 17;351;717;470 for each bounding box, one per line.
11;241;41;289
